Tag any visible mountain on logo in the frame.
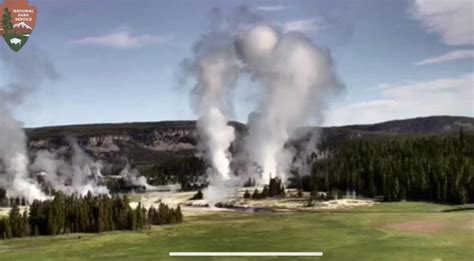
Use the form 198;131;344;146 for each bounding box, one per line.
13;22;32;30
11;21;33;35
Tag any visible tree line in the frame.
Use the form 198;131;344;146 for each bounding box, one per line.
0;189;30;207
142;156;206;190
244;178;285;200
0;193;183;239
308;130;474;204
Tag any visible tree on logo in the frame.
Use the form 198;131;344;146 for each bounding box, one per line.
2;8;13;33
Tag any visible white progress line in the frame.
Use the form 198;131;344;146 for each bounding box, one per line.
169;252;324;257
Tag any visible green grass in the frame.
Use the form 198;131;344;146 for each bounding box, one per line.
0;202;472;261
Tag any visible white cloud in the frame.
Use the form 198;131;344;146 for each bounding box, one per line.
411;0;474;46
327;74;474;126
416;49;474;65
256;5;290;11
283;18;323;33
73;29;170;49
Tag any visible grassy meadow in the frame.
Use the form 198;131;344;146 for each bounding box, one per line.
0;202;472;261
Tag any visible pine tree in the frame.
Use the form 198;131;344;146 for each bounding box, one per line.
97;204;105;233
22;211;30;237
261;185;269;198
175;206;183;223
243;190;251;199
135;203;143;229
269;178;278;197
9;204;23;237
158;203;168;225
47;207;58;235
169;210;177;224
191;190;203;200
2;8;13;32
251;189;259;200
0;217;12;239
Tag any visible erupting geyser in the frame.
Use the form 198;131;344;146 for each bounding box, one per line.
2;7;343;205
179;8;343;203
179;10;240;204
0;47;56;203
0;48;121;202
236;25;343;184
31;141;110;196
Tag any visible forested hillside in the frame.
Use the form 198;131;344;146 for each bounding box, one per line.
24;116;474;203
309;129;474;204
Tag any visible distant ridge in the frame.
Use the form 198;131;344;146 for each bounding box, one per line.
342;116;474;134
26;116;473;138
24;116;473;175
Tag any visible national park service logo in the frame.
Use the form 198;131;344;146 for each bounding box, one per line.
0;0;37;52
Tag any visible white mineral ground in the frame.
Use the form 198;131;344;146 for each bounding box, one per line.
128;187;377;217
0;188;376;217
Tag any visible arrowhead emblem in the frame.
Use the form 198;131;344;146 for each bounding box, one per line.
0;0;37;52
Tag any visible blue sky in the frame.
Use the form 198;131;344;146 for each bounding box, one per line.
2;0;473;127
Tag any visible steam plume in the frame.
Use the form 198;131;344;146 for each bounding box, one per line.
119;163;155;190
0;47;56;202
179;7;343;202
179;10;240;204
31;141;109;196
236;25;343;183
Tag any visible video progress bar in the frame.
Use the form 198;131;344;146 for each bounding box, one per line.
169;252;324;257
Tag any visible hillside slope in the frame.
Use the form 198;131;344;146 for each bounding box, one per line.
25;116;473;174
